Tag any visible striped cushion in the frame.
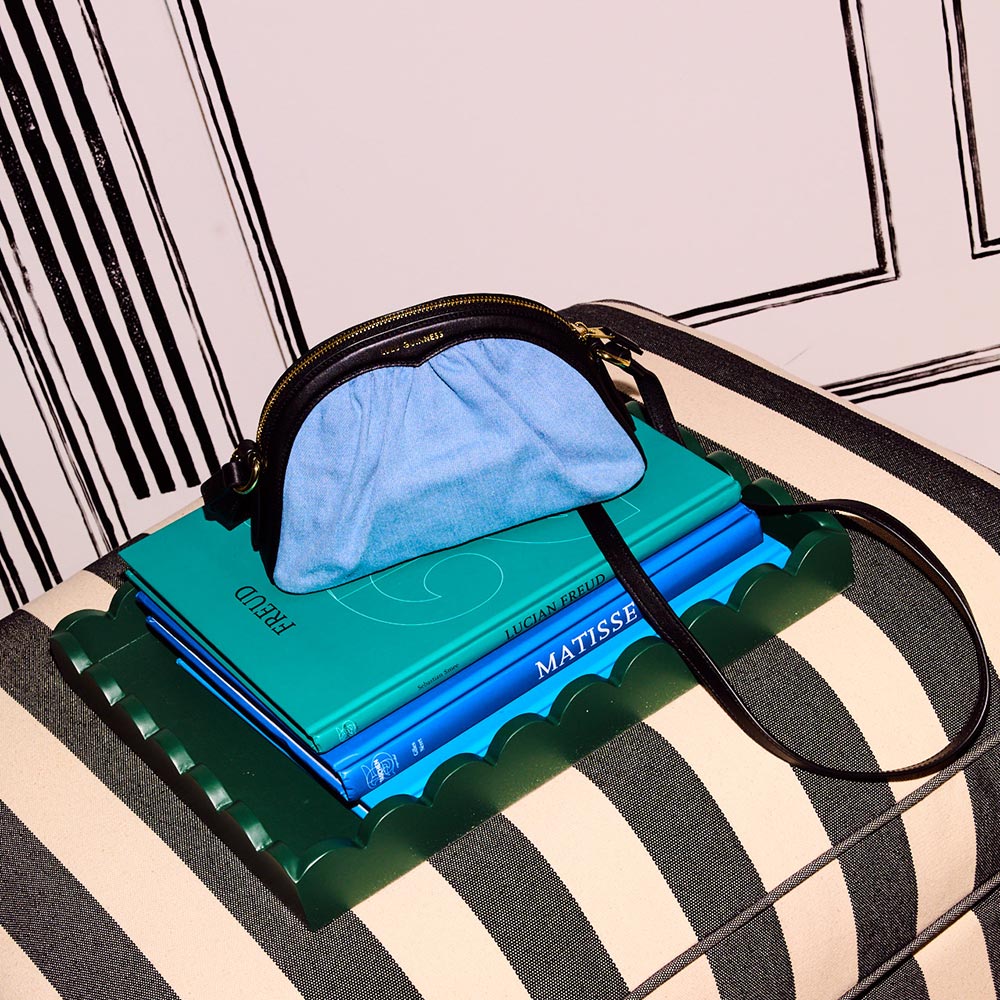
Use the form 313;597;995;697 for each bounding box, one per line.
2;302;999;1000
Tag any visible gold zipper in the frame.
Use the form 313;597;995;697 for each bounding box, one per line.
256;294;600;442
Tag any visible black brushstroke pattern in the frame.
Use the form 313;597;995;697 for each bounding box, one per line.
823;342;1000;390
951;0;997;250
672;0;897;327
0;197;128;545
0;102;152;498
7;0;199;488
0;301;99;553
0;217;106;548
0;529;24;608
830;353;1000;398
0;432;57;591
851;362;1000;403
76;0;242;446
31;0;225;474
177;0;307;358
0;29;177;494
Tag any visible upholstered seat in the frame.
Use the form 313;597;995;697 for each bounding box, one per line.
3;303;998;999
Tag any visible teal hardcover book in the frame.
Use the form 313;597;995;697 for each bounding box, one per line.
123;419;741;753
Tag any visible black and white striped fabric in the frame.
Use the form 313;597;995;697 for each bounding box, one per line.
3;303;999;1000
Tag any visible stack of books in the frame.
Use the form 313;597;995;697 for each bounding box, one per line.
122;417;789;815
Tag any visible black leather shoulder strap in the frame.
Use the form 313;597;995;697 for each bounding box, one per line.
571;314;992;779
579;498;990;781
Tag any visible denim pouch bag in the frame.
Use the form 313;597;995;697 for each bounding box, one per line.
202;292;991;784
202;294;650;593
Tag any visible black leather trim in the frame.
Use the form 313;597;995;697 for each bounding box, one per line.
252;301;636;580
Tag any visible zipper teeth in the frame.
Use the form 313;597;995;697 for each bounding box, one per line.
256;294;572;441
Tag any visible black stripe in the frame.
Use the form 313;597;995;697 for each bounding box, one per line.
846;530;983;741
29;0;225;475
174;0;306;359
974;876;1000;993
0;297;101;555
83;549;130;589
649;430;924;977
0;91;154;497
0;609;420;999
0;432;56;591
75;0;242;445
0;30;179;495
0;800;179;1000
860;957;930;1000
670;268;888;325
0;197;127;544
0;529;25;608
951;0;991;248
673;0;897;327
727;637;920;978
5;0;201;489
830;352;1000;397
964;739;1000;889
431;813;627;1000
822;342;1000;390
576;723;794;1000
850;362;1000;403
842;0;892;274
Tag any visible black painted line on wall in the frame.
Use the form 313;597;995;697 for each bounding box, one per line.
167;0;305;362
0;229;106;548
6;0;199;490
944;0;999;255
0;97;153;498
0;33;177;496
25;0;221;479
673;0;897;327
830;352;1000;398
850;362;1000;403
0;529;25;608
0;304;100;557
0;432;58;591
76;0;242;446
0;23;192;494
824;342;1000;390
0;197;127;547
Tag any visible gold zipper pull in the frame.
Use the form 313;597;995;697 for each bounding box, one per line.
570;321;614;342
571;321;632;368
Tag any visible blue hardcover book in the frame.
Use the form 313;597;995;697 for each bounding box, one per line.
331;505;761;800
138;504;770;804
360;533;791;809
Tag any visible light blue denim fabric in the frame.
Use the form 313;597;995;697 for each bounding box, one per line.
274;338;645;592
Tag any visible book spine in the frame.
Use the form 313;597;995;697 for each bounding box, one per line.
327;504;757;761
360;534;792;807
334;513;760;800
308;479;746;751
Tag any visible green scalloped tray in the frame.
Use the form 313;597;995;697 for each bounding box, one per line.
51;455;852;929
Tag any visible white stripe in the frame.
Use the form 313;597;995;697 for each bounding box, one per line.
24;569;116;630
916;909;996;1000
0;923;60;1000
0;686;302;1000
354;863;530;1000
505;766;699;989
780;597;950;774
648;687;858;996
645;955;721;999
781;598;978;929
